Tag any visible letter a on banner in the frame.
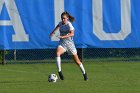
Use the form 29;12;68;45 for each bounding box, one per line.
92;0;131;40
0;0;29;42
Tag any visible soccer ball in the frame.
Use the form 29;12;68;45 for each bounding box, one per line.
48;74;58;82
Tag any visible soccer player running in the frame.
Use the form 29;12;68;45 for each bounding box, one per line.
50;11;88;81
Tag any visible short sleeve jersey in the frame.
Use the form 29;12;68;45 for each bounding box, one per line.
58;21;74;42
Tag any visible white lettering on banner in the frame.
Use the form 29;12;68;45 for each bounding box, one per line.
0;0;29;42
51;0;64;41
92;0;131;40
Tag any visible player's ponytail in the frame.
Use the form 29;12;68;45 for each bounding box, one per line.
61;11;75;23
68;14;75;23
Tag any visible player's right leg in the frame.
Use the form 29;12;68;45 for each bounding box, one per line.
56;45;66;80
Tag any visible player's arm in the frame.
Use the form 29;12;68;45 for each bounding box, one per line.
59;30;74;39
50;25;59;38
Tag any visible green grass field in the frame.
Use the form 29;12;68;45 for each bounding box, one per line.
0;62;140;93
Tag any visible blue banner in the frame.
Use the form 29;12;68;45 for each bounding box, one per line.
0;0;140;49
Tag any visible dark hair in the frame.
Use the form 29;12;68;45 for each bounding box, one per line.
61;11;75;23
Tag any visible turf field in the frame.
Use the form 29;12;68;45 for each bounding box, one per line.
0;62;140;93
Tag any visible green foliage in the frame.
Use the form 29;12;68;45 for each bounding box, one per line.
0;62;140;93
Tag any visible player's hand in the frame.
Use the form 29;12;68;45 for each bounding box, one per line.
59;36;69;39
58;36;64;38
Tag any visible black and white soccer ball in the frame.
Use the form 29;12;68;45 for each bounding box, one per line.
48;74;58;82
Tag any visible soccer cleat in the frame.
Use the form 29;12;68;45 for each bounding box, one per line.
83;73;88;81
58;71;64;80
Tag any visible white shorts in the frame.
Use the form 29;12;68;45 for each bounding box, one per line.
58;43;77;55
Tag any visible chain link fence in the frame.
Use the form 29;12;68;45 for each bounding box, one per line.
1;48;140;64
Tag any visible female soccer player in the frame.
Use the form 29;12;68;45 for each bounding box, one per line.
50;11;88;81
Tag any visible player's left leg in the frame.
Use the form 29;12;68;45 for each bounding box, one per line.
72;54;88;81
66;41;88;81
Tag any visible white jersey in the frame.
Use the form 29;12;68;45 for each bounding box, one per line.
58;21;74;42
58;21;77;55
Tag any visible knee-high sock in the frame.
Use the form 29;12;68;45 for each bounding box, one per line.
56;57;61;72
79;63;86;74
